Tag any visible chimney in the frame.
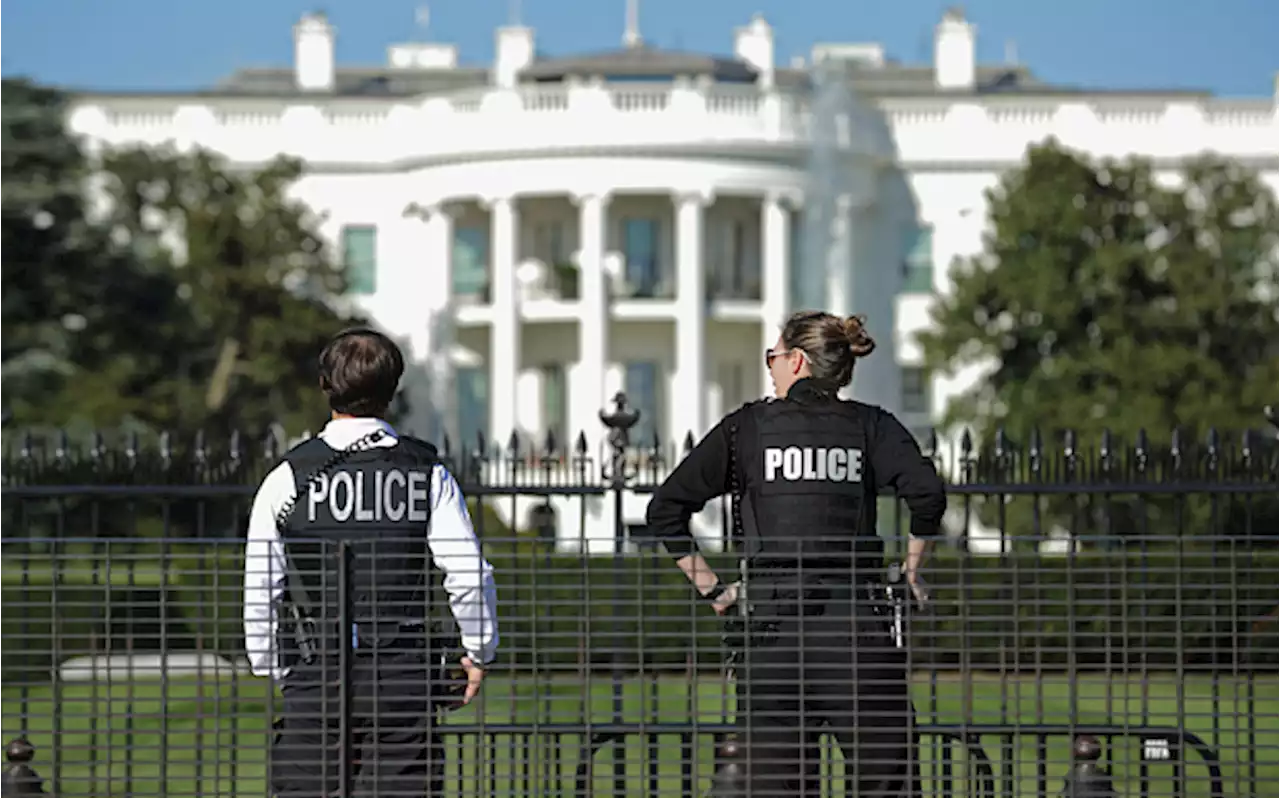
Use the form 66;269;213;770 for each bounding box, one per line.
734;13;776;88
494;26;535;88
933;6;975;90
294;12;336;92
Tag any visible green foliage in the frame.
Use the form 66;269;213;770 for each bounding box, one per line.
919;139;1279;444
1;78;367;441
917;140;1279;544
479;532;737;671
92;144;364;437
912;545;1278;671
1;79;155;429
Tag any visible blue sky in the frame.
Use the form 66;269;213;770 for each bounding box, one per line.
2;0;1277;97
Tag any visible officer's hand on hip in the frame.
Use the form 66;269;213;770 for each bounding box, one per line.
459;656;487;705
904;569;930;610
711;582;741;616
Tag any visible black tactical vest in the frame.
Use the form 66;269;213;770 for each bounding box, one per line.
735;384;884;582
276;434;440;666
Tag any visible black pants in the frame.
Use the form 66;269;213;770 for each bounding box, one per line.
270;634;445;797
735;586;920;797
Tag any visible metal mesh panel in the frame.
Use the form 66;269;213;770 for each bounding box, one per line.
1;401;1275;797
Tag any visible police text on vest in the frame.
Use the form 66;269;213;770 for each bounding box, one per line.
307;469;431;522
763;446;864;483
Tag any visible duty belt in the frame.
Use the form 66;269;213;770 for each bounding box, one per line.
721;563;910;661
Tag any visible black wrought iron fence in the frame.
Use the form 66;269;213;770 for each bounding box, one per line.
1;397;1276;797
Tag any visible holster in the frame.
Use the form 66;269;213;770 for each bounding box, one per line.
289;605;320;665
865;577;907;647
721;612;778;657
720;575;774;670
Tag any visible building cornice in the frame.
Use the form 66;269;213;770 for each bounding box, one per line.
65;83;1277;174
67;87;1275;113
899;154;1278;173
239;143;854;174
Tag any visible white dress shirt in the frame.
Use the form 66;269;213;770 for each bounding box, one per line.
243;416;500;681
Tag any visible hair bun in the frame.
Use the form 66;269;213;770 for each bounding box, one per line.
842;315;877;358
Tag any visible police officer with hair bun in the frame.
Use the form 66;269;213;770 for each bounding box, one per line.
244;327;500;797
646;310;946;797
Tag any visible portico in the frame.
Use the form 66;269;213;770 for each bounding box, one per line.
397;179;861;457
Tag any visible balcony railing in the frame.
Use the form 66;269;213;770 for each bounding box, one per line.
72;81;1278;170
75;85;822;165
706;270;763;301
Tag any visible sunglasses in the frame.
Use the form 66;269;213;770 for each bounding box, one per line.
765;348;811;368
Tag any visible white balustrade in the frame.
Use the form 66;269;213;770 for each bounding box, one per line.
68;84;1277;167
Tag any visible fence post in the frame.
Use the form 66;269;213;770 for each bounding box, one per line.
1059;734;1117;797
1;738;46;796
600;392;639;797
707;736;747;797
338;541;355;798
598;389;640;553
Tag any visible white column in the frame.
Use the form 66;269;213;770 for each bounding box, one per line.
488;196;520;454
398;202;456;443
424;203;458;444
847;194;900;412
760;190;794;397
674;190;711;442
826;192;854;321
571;192;610;457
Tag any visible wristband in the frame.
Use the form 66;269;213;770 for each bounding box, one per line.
703;582;728;602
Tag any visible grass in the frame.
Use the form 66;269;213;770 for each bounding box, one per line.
1;671;1275;797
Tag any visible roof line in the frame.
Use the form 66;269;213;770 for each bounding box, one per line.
66;87;1257;103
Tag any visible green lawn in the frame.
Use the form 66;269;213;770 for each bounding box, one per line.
2;672;1275;797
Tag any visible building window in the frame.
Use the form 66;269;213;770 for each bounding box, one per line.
712;218;755;298
540;363;568;449
624;361;662;446
788;208;806;311
903;224;934;294
534;221;568;265
535;221;577;298
341;225;377;295
453;225;489;299
456;367;489;454
901;367;930;415
621;217;660;297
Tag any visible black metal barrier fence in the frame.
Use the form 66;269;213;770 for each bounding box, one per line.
1;396;1277;797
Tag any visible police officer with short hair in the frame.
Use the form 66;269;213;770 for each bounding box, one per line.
646;310;945;797
244;328;500;797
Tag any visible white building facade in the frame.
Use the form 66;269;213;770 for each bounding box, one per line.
64;10;1278;549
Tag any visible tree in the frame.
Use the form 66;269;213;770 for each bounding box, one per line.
919;140;1278;546
2;77;368;445
93;144;367;441
1;77;175;433
2;77;99;413
921;138;1278;452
